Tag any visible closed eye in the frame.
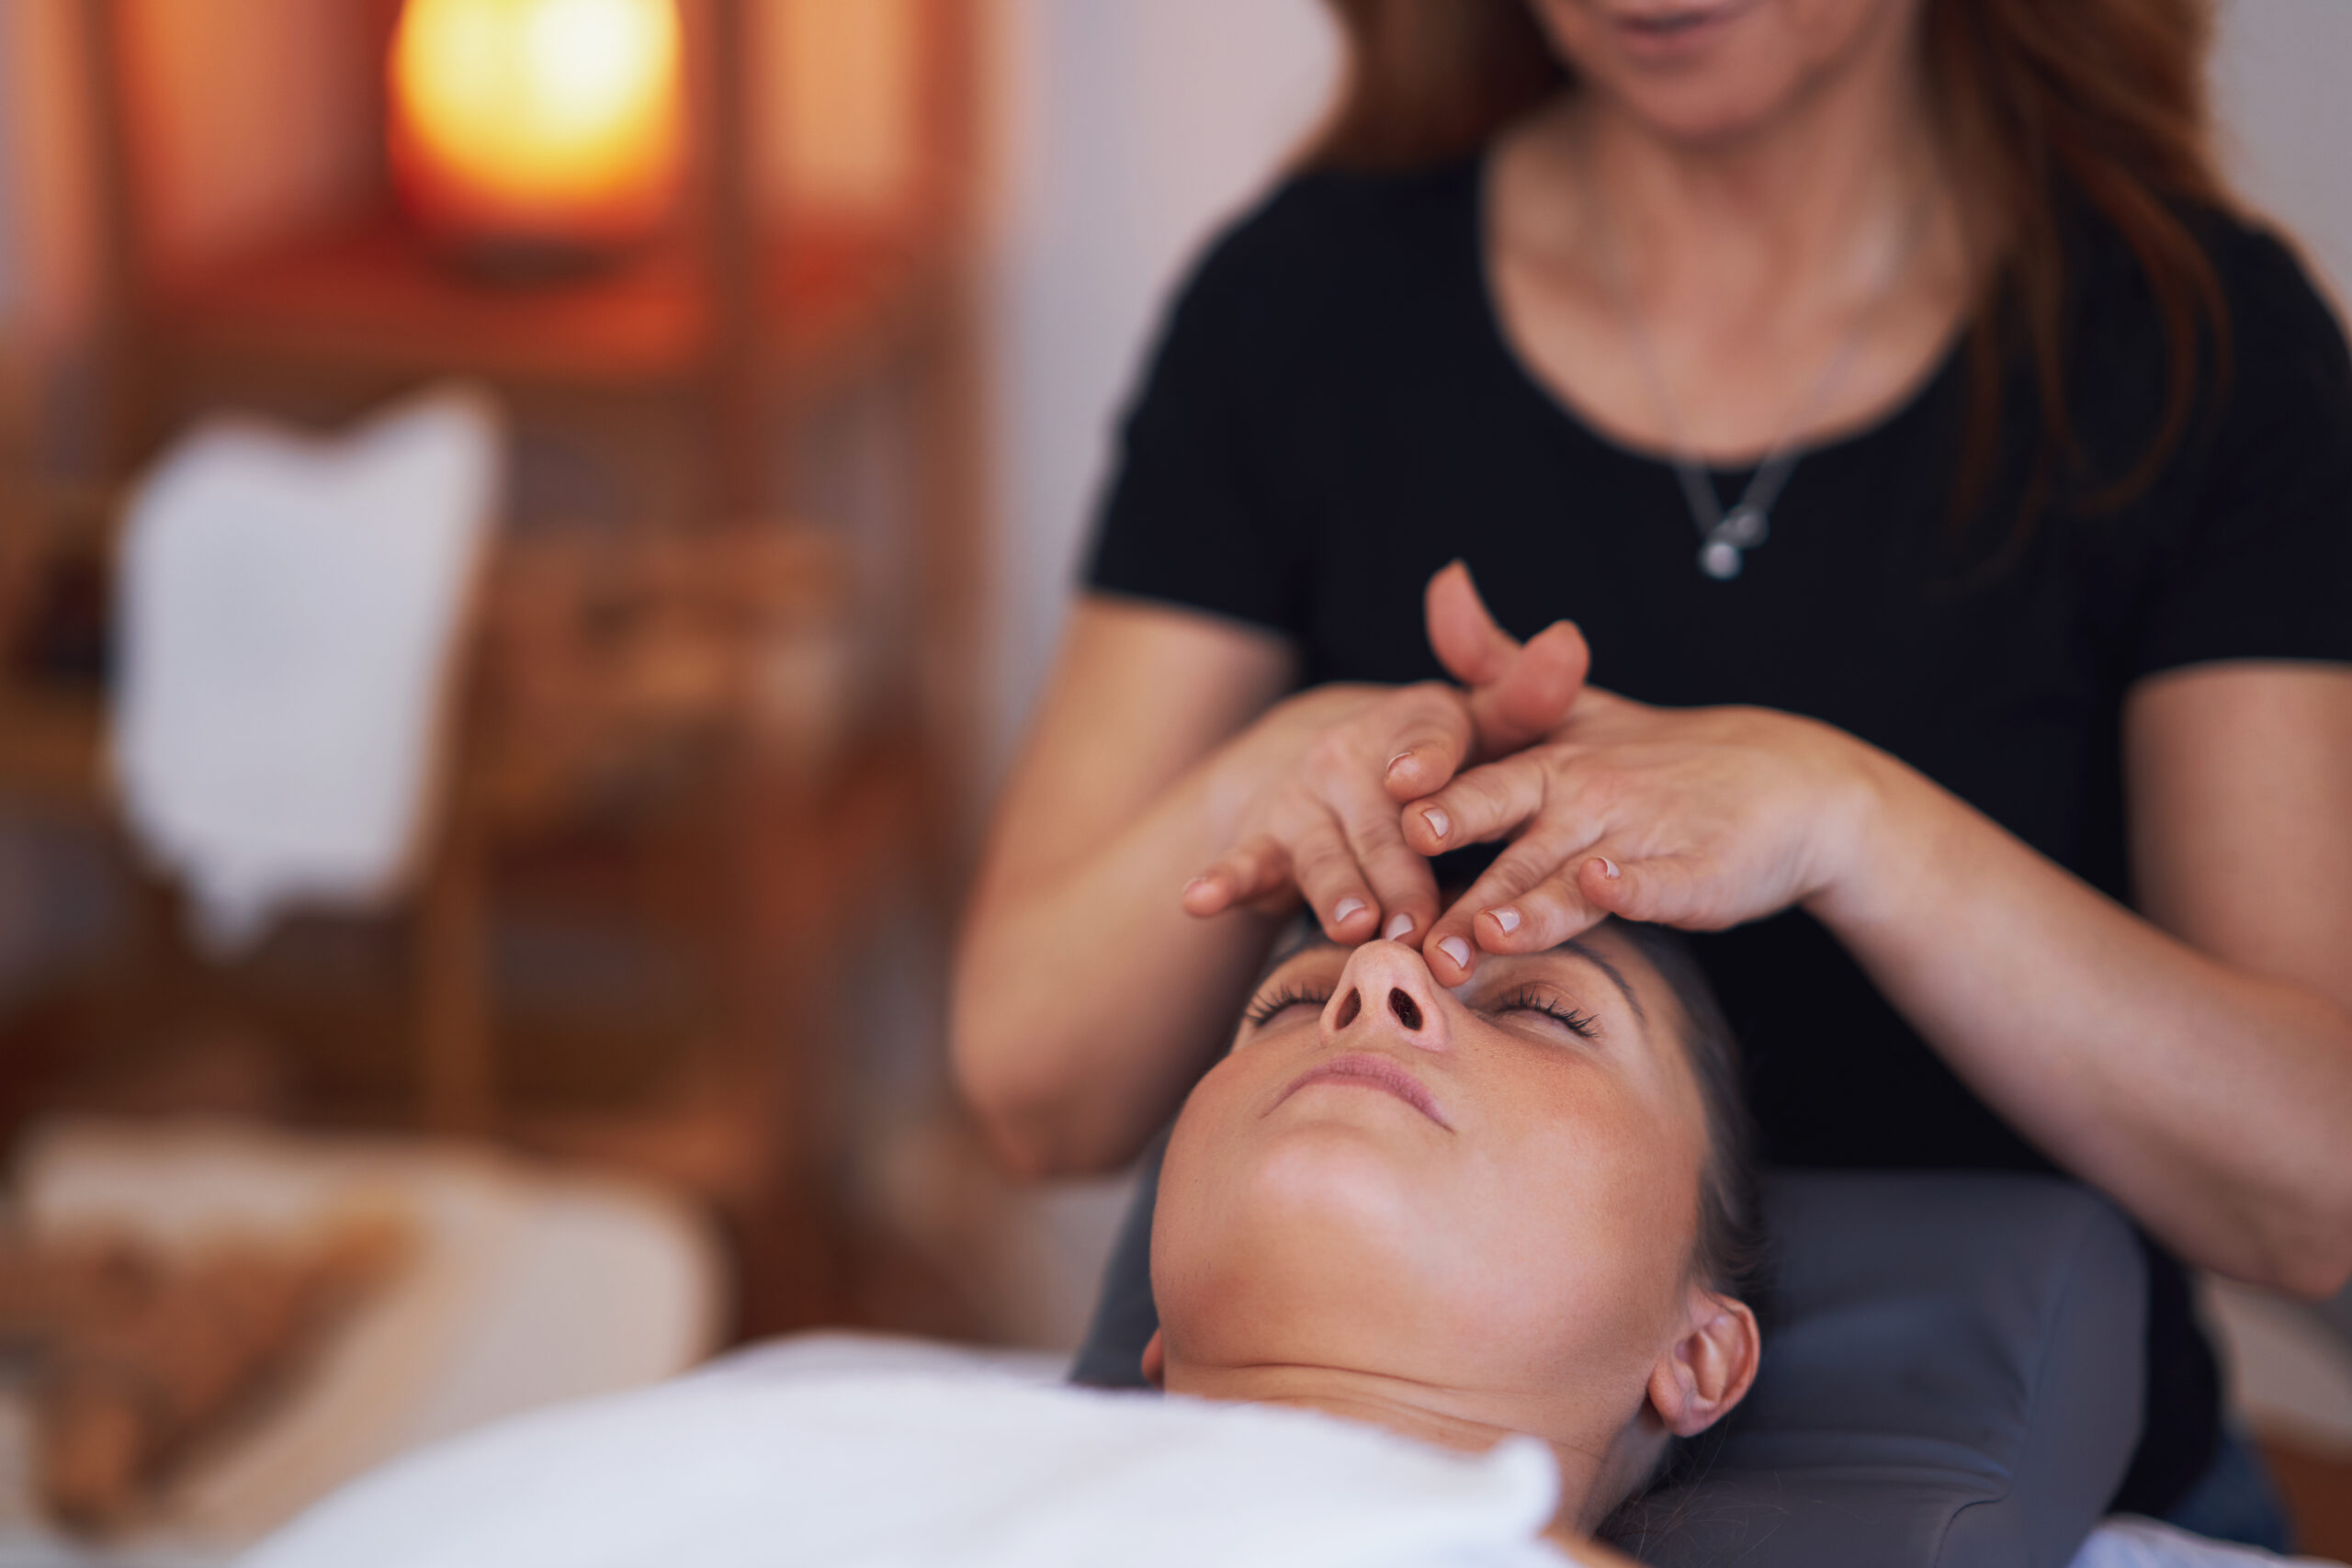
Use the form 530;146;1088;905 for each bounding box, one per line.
1244;984;1331;1030
1491;987;1600;1042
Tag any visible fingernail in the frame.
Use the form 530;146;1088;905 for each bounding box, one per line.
1598;857;1621;881
1382;911;1414;941
1333;897;1368;924
1490;907;1521;935
1421;807;1451;841
1184;877;1214;898
1386;750;1413;777
1437;936;1472;971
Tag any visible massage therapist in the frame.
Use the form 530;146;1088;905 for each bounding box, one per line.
949;0;2352;1539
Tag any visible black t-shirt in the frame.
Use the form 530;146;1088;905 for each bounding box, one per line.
1085;155;2352;1514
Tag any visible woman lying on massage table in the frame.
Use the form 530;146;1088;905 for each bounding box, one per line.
252;919;1758;1568
246;922;2327;1568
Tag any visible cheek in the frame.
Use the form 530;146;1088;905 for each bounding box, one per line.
1452;1077;1703;1360
1150;1056;1280;1320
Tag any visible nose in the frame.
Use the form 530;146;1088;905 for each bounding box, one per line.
1320;941;1452;1053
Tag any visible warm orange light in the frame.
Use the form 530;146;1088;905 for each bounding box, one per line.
388;0;684;254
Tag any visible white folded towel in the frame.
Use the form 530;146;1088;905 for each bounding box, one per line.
111;386;503;952
242;1335;1573;1568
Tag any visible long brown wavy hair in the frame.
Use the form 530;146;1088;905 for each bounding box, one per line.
1306;0;2233;532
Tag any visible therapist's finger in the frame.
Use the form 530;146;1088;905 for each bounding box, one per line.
1466;619;1589;758
1183;834;1293;918
1425;564;1590;756
1577;851;1722;930
1375;683;1477;803
1465;863;1610;956
1399;755;1553;858
1332;780;1442;946
1421;825;1600;982
1287;810;1385;941
1425;561;1518;687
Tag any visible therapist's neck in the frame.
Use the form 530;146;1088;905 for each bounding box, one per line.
1547;15;1942;287
1166;1358;1657;1537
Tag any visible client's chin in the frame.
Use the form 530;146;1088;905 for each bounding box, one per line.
1153;1117;1474;1380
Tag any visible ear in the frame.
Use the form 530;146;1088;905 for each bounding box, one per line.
1140;1330;1167;1390
1645;1287;1759;1439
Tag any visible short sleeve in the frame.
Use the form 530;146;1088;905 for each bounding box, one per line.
2132;227;2352;676
1082;185;1324;638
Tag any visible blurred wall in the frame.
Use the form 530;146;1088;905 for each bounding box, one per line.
982;0;1336;768
2212;0;2352;310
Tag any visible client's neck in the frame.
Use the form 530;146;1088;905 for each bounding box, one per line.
1168;1360;1623;1536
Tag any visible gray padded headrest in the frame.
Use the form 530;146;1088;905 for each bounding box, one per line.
1604;1171;2147;1568
1073;1158;2148;1568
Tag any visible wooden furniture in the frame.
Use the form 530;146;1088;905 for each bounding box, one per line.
2260;1438;2352;1561
0;488;939;1317
69;0;988;770
74;0;981;508
0;0;989;1337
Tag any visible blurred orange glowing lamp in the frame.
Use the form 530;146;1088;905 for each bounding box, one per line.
388;0;685;260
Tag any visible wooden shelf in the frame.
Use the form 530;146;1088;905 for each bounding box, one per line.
0;690;107;817
150;209;940;393
30;0;989;1341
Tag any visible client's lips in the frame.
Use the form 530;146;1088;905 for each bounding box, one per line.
1273;1053;1452;1130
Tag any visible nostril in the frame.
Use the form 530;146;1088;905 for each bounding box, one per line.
1334;988;1362;1028
1387;987;1422;1030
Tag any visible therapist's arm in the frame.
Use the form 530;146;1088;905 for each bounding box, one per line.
1816;661;2352;1297
952;598;1297;1177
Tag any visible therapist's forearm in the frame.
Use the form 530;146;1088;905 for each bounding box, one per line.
1807;755;2352;1297
953;742;1283;1179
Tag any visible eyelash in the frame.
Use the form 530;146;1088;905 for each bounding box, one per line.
1492;987;1600;1041
1244;985;1331;1025
1240;983;1599;1040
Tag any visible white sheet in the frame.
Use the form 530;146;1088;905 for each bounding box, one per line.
2075;1517;2343;1568
243;1335;1570;1568
241;1337;2348;1568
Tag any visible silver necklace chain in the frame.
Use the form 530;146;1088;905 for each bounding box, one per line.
1594;186;1929;581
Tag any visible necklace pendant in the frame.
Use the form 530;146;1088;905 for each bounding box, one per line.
1719;502;1770;549
1699;539;1744;580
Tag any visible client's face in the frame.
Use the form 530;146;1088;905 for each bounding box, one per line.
1151;927;1751;1515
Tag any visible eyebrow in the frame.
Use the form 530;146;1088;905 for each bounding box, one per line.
1555;938;1647;1026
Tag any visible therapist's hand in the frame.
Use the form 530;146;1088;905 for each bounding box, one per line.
1183;564;1590;946
1401;690;1883;979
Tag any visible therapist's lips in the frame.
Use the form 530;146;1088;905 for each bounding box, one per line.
1273;1053;1452;1130
1600;0;1760;52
